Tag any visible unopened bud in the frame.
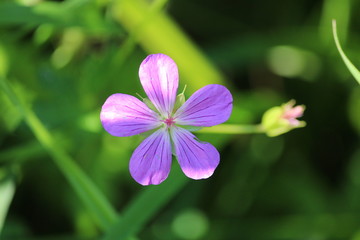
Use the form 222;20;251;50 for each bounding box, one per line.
261;100;306;137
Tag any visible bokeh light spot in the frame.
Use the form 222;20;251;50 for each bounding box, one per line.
78;111;102;133
34;24;54;45
267;45;321;81
172;209;209;240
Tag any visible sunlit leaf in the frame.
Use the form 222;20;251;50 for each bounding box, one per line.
0;168;15;235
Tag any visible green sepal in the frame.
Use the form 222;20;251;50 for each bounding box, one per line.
173;93;186;112
136;93;159;113
143;98;158;112
173;85;187;112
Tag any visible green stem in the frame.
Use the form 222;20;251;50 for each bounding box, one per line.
196;124;264;134
0;77;117;231
332;19;360;85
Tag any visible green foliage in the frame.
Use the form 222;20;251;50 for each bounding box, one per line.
0;76;118;231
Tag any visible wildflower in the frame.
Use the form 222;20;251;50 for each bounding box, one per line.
100;54;233;185
261;100;306;137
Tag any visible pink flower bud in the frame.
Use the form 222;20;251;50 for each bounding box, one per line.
282;100;305;126
261;99;306;137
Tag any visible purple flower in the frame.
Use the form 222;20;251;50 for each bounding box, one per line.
100;54;233;185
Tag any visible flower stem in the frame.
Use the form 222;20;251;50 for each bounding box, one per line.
332;19;360;85
196;124;264;134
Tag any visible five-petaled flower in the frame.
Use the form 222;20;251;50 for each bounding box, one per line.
100;54;233;185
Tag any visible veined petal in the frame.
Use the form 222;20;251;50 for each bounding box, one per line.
100;93;161;137
171;127;220;180
139;54;179;117
130;128;172;185
174;84;232;127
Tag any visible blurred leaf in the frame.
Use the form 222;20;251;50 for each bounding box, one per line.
332;20;360;85
0;77;117;232
103;165;188;240
348;86;360;134
112;0;229;92
0;2;65;25
320;0;350;45
0;141;44;164
0;168;15;236
0;1;120;35
110;0;169;69
0;81;35;138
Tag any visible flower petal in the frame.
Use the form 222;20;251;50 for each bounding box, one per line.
129;128;172;185
139;54;179;117
171;127;220;180
174;84;232;127
100;93;161;137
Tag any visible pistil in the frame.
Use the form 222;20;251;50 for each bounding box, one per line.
163;117;176;127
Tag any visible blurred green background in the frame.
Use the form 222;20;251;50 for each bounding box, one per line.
0;0;360;239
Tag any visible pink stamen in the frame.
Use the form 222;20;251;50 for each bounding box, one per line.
163;117;176;127
282;103;304;126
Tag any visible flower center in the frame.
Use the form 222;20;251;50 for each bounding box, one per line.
163;117;176;127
